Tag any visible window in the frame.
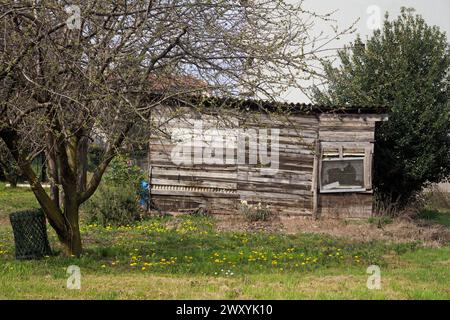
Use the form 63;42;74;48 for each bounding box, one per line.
319;144;372;193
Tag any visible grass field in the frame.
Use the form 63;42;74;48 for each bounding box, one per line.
0;183;449;299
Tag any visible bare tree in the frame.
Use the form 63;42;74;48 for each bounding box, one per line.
0;0;349;256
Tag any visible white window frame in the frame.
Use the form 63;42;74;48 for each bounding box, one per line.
319;142;373;194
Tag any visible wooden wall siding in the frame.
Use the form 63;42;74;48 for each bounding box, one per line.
151;195;238;214
319;114;377;142
318;193;373;218
148;117;240;213
235;115;318;215
146;113;384;217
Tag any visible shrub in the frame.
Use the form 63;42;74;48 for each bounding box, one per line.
373;194;401;217
83;154;146;226
84;184;143;227
238;200;272;221
422;186;450;210
103;154;145;189
189;206;211;217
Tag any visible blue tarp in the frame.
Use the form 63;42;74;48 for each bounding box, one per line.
139;180;150;206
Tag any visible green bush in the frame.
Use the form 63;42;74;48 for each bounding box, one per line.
84;184;143;227
83;155;145;226
103;154;145;189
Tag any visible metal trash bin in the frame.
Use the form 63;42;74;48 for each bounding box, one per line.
9;209;52;260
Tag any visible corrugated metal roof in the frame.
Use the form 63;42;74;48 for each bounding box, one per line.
162;94;388;115
142;92;387;115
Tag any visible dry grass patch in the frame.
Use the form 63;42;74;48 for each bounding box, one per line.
215;214;450;246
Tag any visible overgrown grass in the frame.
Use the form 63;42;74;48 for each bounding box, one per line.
1;216;420;276
368;216;394;226
417;209;450;228
419;189;450;228
0;182;449;299
1;214;448;299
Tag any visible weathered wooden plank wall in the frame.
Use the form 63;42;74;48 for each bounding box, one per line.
146;112;382;217
317;114;376;218
236;115;318;215
148;117;239;213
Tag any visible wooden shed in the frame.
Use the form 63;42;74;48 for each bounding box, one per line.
144;97;387;218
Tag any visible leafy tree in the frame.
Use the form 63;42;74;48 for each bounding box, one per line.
312;8;450;206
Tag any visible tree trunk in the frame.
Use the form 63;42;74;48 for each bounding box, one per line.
2;122;128;258
46;133;60;207
58;195;82;257
77;136;88;193
60;219;82;257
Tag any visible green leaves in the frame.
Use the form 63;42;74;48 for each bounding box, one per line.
103;154;145;190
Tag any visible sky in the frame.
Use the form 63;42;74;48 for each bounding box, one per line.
283;0;450;103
